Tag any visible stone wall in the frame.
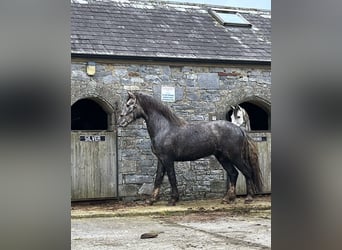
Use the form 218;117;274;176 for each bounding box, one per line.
71;59;271;201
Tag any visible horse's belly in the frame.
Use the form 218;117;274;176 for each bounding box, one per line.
173;142;215;161
175;153;212;162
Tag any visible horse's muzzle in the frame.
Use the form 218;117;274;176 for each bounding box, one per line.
118;118;128;127
118;121;127;127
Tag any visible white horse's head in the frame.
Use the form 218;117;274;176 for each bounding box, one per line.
230;105;251;131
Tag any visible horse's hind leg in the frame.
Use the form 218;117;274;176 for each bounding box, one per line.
147;160;165;205
233;160;255;203
164;161;179;206
215;154;238;204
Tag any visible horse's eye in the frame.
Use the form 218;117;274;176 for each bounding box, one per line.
237;116;241;119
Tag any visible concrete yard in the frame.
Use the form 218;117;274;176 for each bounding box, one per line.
71;196;271;249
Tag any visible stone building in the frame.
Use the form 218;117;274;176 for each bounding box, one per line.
71;0;271;201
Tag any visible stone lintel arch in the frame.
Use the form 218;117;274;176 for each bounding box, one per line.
233;95;271;119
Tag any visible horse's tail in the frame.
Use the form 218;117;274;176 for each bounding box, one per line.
242;132;263;194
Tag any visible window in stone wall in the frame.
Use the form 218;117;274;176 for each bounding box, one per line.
209;9;251;27
71;98;108;130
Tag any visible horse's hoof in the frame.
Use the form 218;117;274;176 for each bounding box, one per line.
244;198;253;204
222;199;236;204
222;195;236;204
222;197;235;204
145;199;154;206
229;196;236;202
167;200;176;206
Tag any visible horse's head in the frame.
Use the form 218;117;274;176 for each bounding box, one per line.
118;91;145;127
230;105;246;128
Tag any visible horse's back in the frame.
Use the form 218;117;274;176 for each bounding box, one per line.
207;120;245;145
186;120;241;138
178;120;243;142
163;120;244;161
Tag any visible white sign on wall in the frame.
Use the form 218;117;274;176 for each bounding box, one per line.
161;86;175;102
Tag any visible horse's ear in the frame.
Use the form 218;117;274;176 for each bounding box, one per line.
237;104;242;110
231;105;235;110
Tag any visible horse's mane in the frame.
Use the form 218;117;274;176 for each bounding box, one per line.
135;92;187;126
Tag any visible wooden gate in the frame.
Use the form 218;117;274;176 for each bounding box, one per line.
71;131;117;200
236;132;271;194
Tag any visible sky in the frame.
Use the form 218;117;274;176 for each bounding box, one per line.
166;0;271;10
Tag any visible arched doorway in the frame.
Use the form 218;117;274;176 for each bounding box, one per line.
71;98;117;200
226;101;270;131
226;100;271;195
72;99;108;130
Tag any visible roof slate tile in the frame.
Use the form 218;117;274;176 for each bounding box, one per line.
71;0;271;62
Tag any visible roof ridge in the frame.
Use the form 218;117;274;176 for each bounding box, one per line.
71;0;271;12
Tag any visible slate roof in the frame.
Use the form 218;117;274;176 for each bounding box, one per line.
71;0;271;63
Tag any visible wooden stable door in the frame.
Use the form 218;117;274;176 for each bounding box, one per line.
71;131;117;200
236;132;271;195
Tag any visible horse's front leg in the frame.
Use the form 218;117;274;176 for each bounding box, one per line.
164;160;179;206
146;160;165;205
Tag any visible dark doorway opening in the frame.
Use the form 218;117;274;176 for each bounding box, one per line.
71;99;108;130
227;102;269;131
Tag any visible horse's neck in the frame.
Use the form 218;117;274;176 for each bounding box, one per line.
243;110;251;131
144;110;172;139
137;95;184;138
245;120;251;131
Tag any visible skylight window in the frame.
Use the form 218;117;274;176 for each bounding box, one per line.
209;9;251;27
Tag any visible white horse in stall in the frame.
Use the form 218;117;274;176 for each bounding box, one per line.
230;105;251;131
